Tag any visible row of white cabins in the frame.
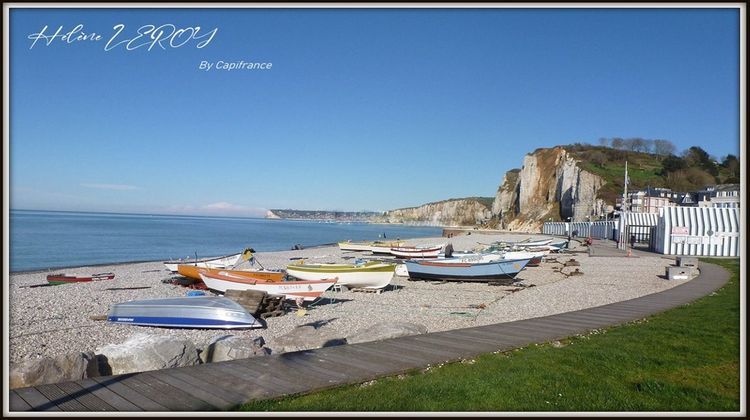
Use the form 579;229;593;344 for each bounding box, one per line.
543;184;742;257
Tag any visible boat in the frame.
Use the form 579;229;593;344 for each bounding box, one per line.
177;265;285;283
199;271;337;302
501;250;546;266
390;245;444;259
106;296;262;329
46;272;115;285
338;240;405;252
286;260;396;289
404;255;531;282
395;264;409;277
163;252;242;273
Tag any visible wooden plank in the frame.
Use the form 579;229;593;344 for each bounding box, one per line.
223;356;328;395
171;363;267;402
550;312;623;329
134;372;216;411
273;353;352;383
227;358;330;398
371;340;460;363
286;349;379;382
311;345;411;375
165;366;248;407
583;306;654;319
13;387;61;411
439;329;508;347
77;378;142;411
91;375;168;411
55;381;115;411
412;332;502;353
9;390;32;411
35;383;89;412
146;369;235;410
515;317;598;336
346;341;437;365
482;322;564;341
332;343;426;371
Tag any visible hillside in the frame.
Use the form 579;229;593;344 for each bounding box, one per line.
384;197;493;226
562;143;738;204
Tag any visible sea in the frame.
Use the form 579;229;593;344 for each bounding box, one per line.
8;210;444;273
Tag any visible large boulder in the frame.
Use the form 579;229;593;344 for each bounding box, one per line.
199;335;270;363
347;322;428;344
95;333;200;375
270;325;346;354
10;351;98;389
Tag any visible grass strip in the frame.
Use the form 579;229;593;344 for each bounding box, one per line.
237;259;740;412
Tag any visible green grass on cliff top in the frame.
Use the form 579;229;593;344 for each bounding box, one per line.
237;258;740;412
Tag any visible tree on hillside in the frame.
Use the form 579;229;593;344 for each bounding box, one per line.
683;146;719;176
598;137;610;147
659;154;687;175
664;167;715;192
589;151;607;168
611;137;625;150
721;154;740;182
622;138;637;151
653;139;676;156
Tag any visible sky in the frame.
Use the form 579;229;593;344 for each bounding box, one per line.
8;7;741;217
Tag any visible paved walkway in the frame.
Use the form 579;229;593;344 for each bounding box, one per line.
9;260;731;412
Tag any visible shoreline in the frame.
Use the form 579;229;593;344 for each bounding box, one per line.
8;228;521;275
8;233;692;366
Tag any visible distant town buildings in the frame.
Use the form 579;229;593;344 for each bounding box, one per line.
618;184;740;213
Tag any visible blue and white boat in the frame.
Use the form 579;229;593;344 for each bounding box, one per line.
404;254;531;282
107;296;263;329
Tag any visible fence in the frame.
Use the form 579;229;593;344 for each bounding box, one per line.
542;221;616;239
653;207;741;257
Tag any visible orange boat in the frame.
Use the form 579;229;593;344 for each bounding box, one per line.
177;264;285;282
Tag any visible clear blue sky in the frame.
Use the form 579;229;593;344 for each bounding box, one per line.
9;7;741;216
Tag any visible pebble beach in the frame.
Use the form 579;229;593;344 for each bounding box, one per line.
8;233;688;364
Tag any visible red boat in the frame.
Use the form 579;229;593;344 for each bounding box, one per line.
46;272;116;285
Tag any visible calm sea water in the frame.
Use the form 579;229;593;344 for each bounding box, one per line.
9;210;443;272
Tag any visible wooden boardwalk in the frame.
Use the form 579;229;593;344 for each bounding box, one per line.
9;260;731;412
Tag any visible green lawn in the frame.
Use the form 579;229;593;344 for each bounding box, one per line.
238;259;740;412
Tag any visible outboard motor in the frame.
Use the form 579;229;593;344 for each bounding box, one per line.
444;243;454;258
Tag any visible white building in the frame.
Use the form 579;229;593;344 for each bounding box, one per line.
695;184;740;209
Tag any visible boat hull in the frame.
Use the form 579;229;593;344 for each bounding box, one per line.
390;246;443;259
177;265;285;282
199;272;336;301
47;272;115;285
164;253;242;273
338;241;405;252
286;262;395;289
404;258;530;282
107;296;261;329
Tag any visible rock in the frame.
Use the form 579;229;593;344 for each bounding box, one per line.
564;259;581;267
491;147;606;232
95;333;200;375
199;335;270;363
347;322;428;345
270;325;346;354
10;351;98;389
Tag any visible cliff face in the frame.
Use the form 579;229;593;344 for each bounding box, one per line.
492;147;606;232
385;198;492;227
